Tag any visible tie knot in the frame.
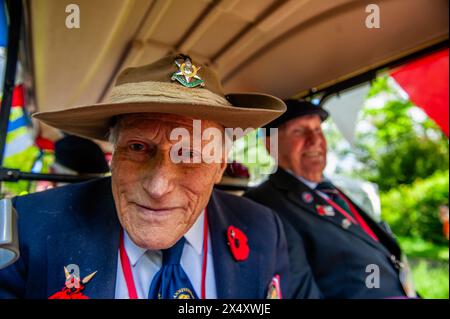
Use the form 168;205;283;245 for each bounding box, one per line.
316;181;339;200
316;181;337;194
162;237;186;266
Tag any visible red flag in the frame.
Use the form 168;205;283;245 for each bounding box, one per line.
391;49;449;137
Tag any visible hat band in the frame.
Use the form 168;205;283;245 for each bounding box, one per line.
106;81;232;107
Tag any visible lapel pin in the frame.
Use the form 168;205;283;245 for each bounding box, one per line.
266;274;282;299
302;192;313;204
316;205;326;216
49;266;97;299
324;205;335;216
341;218;351;229
316;205;335;217
227;225;249;261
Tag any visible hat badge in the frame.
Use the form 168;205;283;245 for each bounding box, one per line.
171;57;205;88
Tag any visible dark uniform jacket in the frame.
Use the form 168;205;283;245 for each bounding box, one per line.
0;177;291;299
245;168;408;299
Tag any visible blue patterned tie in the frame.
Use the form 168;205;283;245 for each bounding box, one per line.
148;237;198;299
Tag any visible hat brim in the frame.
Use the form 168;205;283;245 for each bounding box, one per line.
33;93;286;141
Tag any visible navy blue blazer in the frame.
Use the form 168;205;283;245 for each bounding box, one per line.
245;168;408;299
0;177;289;299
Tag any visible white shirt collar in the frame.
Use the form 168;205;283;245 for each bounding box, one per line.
123;210;206;267
183;210;205;256
285;169;320;189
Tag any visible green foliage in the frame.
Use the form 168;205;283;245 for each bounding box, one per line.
355;77;449;191
381;170;449;244
409;259;449;299
397;237;448;299
231;129;276;182
397;236;448;261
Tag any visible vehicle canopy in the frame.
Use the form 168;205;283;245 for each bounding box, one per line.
23;0;448;115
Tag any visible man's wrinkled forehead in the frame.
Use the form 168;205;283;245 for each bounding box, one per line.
114;113;224;139
119;113;195;127
281;114;322;131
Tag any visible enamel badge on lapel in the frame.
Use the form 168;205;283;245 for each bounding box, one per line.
171;56;205;88
266;274;282;299
301;191;313;204
316;205;335;217
48;266;97;299
341;218;351;229
227;225;249;261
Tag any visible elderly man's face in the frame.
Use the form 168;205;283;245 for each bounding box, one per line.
111;113;227;250
276;114;327;182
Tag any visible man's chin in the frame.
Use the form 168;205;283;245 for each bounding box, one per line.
301;161;325;172
128;229;181;250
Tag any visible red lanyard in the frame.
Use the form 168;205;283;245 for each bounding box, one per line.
316;191;379;242
338;195;379;241
119;208;209;299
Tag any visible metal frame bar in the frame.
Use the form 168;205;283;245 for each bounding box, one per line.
0;0;22;166
0;167;248;191
0;167;101;184
0;0;22;195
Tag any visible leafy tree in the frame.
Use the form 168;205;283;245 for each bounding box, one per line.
381;170;449;244
354;76;449;191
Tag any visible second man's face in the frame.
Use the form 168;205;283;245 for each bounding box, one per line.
276;114;327;182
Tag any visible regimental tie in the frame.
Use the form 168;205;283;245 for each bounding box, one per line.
315;181;379;242
148;237;199;299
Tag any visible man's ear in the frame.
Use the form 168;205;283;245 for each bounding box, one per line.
214;160;228;184
213;131;232;184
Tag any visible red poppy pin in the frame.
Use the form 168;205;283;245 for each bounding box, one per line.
316;205;326;216
48;266;97;299
227;226;249;261
316;205;335;217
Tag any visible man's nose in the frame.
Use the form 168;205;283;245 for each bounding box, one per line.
142;154;176;199
305;130;321;146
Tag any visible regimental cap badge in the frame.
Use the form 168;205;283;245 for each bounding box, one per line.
171;55;205;88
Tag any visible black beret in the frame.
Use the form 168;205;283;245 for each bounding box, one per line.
54;135;109;174
263;99;329;134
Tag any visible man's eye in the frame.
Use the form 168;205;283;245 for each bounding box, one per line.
129;143;146;152
177;149;201;160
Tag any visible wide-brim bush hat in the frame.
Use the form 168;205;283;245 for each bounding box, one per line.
34;54;286;141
